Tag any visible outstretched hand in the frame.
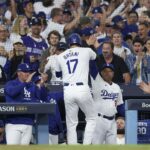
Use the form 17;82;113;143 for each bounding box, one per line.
26;72;36;83
139;81;150;94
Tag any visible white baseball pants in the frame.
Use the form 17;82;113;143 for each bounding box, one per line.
6;124;32;145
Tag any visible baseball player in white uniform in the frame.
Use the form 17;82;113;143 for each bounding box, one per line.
56;33;96;145
91;63;124;144
44;42;68;83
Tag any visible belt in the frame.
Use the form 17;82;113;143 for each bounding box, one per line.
64;82;83;86
98;113;115;120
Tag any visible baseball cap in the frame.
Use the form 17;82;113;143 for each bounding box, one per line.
37;12;46;19
92;7;103;14
17;63;32;72
23;0;33;8
33;75;42;83
30;17;41;26
63;8;72;16
81;27;95;36
13;39;23;45
101;63;114;71
57;42;68;51
112;15;124;24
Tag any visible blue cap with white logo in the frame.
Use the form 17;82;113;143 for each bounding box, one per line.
81;27;95;36
92;7;103;14
17;63;32;72
101;63;114;71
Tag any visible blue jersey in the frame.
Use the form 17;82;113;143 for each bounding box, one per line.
30;83;64;135
4;78;43;125
138;120;150;144
22;36;48;57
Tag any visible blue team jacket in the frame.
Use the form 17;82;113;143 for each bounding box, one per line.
4;78;42;125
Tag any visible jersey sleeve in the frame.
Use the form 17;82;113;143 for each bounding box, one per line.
44;57;52;73
89;48;97;60
55;56;62;78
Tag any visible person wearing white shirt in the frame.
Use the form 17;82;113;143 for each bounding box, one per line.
112;32;131;59
44;42;68;82
41;7;80;41
0;25;13;52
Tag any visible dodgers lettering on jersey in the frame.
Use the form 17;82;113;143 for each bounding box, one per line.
91;74;123;116
101;89;119;100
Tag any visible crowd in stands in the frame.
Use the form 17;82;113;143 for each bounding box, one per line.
0;0;150;145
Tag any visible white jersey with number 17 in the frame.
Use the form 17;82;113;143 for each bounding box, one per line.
56;47;96;84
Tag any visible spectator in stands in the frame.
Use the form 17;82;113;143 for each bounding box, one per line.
96;41;131;84
11;15;30;38
123;11;138;38
80;26;98;50
41;7;80;41
111;15;128;38
136;0;150;17
44;42;68;82
62;8;72;24
4;39;25;81
4;0;17;30
125;38;146;85
137;22;150;43
112;31;131;60
0;25;13;52
116;117;125;145
23;0;36;27
22;17;48;60
40;30;61;73
0;46;7;67
4;63;47;145
36;11;47;32
34;0;65;20
0;63;6;84
142;38;150;82
139;10;150;23
0;1;7;25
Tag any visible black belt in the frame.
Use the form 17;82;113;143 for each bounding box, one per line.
98;113;115;120
64;82;83;86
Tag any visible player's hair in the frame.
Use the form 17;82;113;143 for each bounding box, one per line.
51;8;62;18
101;41;114;50
47;30;61;41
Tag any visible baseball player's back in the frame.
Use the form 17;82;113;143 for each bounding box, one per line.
56;33;97;145
57;47;96;84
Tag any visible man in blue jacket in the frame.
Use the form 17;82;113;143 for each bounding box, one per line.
4;63;45;145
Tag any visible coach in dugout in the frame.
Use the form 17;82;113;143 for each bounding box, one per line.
4;63;47;145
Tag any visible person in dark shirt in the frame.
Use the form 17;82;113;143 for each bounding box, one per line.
4;63;46;145
96;41;131;84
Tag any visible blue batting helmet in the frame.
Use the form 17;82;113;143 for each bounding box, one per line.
68;33;82;46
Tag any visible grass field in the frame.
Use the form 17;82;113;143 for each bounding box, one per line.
0;145;150;150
